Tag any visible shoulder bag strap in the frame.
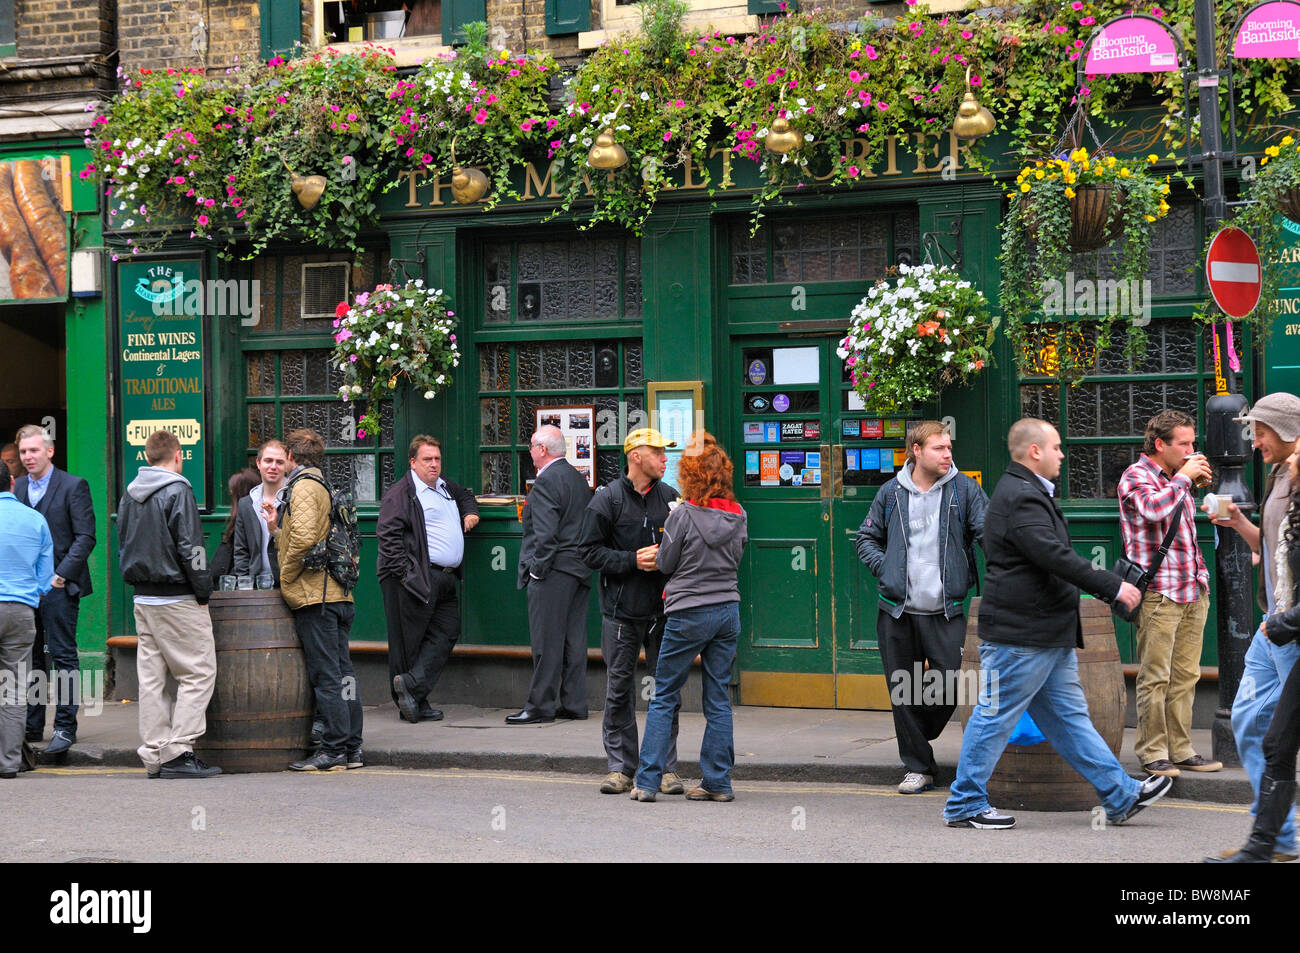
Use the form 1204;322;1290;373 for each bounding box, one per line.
1141;489;1189;584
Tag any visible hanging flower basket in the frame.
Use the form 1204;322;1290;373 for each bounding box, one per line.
837;263;996;416
1000;148;1172;381
1277;185;1300;224
331;281;460;439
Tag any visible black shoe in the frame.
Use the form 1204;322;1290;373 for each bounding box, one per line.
1205;775;1297;863
0;770;16;779
418;708;444;722
346;748;364;769
42;729;74;757
556;709;589;720
159;751;222;779
24;730;42;743
505;710;554;725
20;742;36;773
310;718;324;747
289;751;347;772
1110;773;1173;824
393;674;421;724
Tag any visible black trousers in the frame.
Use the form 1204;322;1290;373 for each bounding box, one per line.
26;587;80;737
600;616;677;776
382;571;460;707
1263;643;1300;777
524;572;590;718
293;602;362;756
877;609;966;775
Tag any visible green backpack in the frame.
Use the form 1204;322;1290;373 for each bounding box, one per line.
284;471;360;594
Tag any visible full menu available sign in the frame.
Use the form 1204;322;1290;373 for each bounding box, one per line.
118;259;206;507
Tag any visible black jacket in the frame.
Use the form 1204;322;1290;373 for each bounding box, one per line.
855;469;988;620
14;467;96;598
517;458;592;589
376;471;478;603
979;461;1122;648
117;466;212;604
232;491;280;583
577;475;679;621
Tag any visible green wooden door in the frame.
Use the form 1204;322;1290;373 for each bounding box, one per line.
732;335;900;708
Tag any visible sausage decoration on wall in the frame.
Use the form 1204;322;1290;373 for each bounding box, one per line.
0;156;70;300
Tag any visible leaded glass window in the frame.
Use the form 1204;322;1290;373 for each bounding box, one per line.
1071;198;1199;296
483;236;640;325
729;208;919;285
240;247;395;502
1017;319;1212;500
476;340;645;494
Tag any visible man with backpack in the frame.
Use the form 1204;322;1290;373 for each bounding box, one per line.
577;428;683;795
855;420;988;795
272;428;363;771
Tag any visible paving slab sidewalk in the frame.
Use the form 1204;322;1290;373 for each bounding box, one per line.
44;699;1254;805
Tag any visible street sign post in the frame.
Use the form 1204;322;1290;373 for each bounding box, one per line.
1206;225;1263;319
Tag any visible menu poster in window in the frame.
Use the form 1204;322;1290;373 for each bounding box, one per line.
0;155;70;303
648;380;704;491
117;258;207;508
534;405;596;488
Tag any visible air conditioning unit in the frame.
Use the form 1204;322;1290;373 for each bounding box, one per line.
301;262;351;320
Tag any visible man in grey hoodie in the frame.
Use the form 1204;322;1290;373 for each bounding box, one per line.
856;421;987;794
117;429;220;779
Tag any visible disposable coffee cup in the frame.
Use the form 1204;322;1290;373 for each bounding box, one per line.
1204;493;1232;520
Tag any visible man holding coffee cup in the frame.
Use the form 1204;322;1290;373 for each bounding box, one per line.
1117;410;1218;778
1205;392;1300;861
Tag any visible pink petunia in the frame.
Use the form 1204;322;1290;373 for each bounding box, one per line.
663;131;672;141
1080;16;1095;25
474;108;488;124
197;214;209;226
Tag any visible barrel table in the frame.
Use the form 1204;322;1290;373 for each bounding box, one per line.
954;596;1127;811
192;589;314;773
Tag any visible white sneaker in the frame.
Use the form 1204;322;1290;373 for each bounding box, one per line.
947;808;1016;829
898;772;934;794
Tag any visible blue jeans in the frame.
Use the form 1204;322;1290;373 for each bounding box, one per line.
635;602;740;796
945;641;1141;822
1232;627;1298;853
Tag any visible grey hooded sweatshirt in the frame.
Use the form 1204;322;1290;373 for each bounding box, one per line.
896;461;958;614
656;500;748;615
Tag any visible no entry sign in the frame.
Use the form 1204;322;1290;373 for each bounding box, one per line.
1206;226;1262;319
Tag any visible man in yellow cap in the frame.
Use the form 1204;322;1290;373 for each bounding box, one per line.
577;428;683;795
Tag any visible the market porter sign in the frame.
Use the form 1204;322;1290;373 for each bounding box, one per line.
117;258;206;506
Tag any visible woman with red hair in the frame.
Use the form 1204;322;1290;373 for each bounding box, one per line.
630;432;747;802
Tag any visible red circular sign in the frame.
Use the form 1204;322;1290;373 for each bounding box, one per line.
1205;226;1262;319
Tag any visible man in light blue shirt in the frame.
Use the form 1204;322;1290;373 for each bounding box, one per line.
0;460;54;778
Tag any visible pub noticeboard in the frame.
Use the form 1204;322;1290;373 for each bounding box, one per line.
117;258;207;507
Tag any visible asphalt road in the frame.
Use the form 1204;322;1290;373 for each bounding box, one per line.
0;765;1261;864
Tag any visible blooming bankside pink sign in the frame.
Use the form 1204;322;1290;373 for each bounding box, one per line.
1234;1;1300;58
1083;16;1180;74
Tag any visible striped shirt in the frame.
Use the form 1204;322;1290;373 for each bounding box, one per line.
1117;454;1209;604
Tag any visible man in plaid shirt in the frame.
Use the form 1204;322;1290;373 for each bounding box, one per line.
1118;410;1220;778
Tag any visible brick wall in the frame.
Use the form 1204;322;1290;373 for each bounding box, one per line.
118;0;262;75
486;0;583;61
0;0;115;104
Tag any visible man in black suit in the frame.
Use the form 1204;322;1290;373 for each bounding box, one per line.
943;418;1165;831
509;424;593;725
378;435;479;724
13;424;96;757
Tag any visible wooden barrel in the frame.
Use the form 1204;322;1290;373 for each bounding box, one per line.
955;596;1127;812
192;589;313;773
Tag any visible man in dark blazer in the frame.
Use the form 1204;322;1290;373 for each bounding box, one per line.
509;424;593;725
13;424;96;756
943;418;1165;831
233;438;288;585
378;435;479;724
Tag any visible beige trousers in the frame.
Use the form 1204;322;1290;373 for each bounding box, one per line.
134;599;216;768
1135;588;1209;765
